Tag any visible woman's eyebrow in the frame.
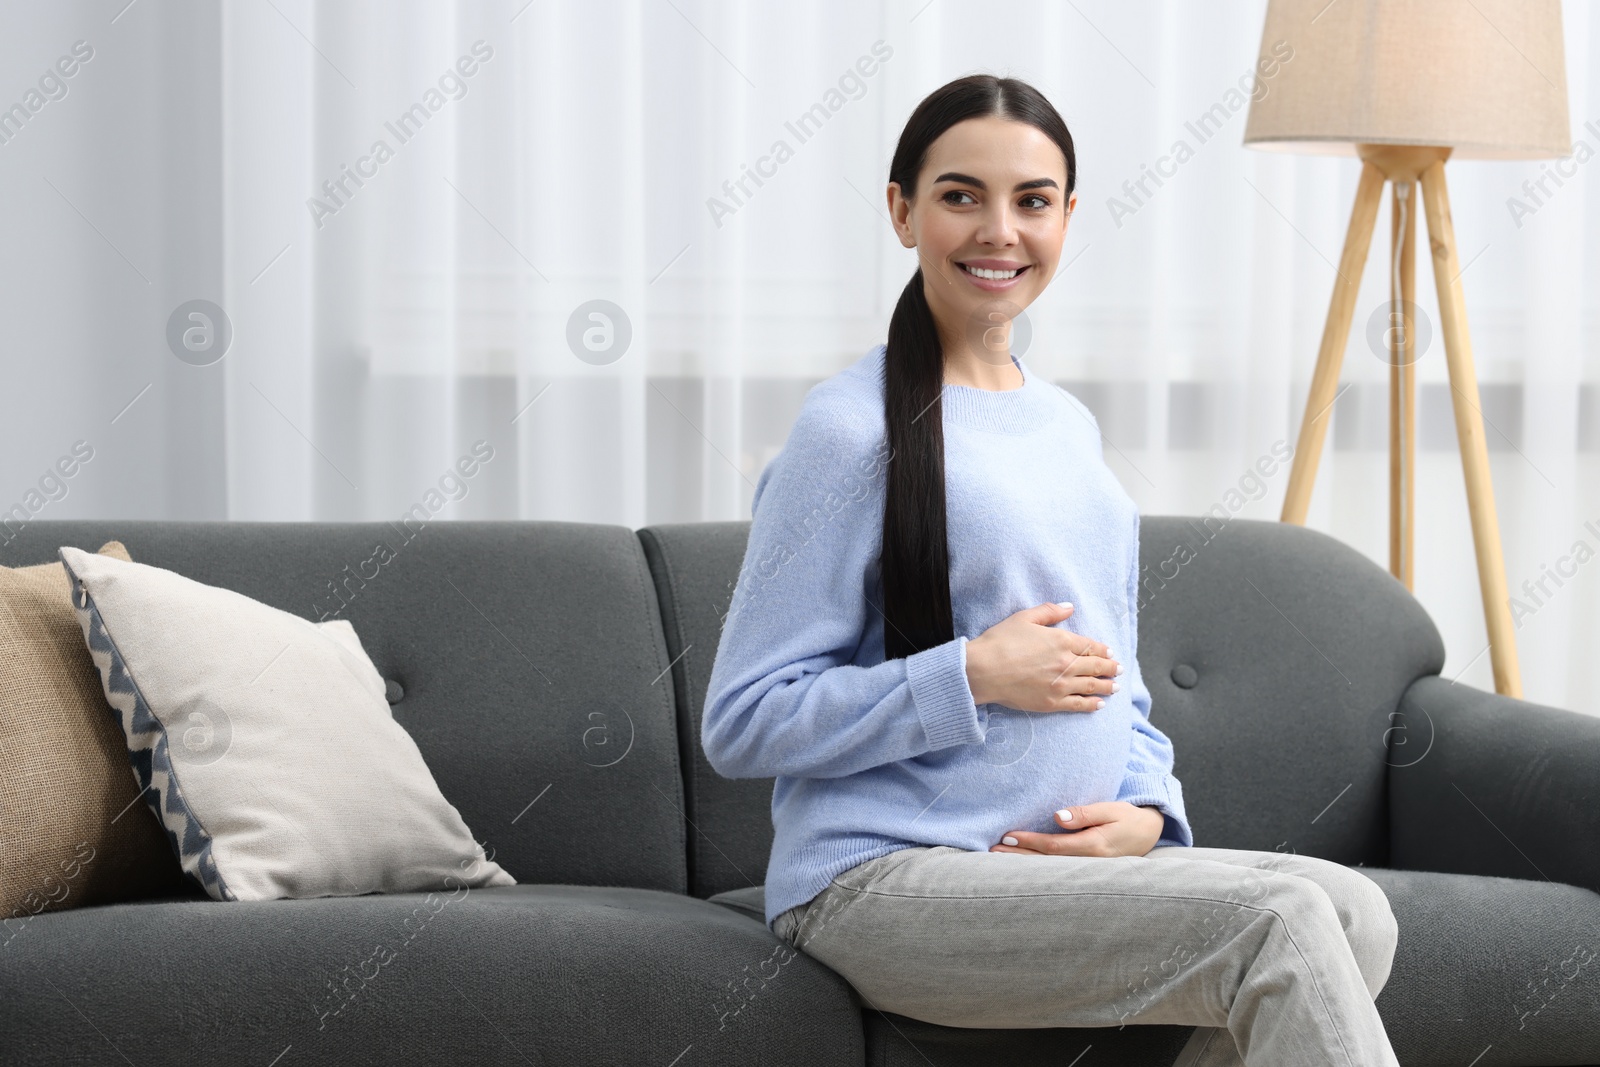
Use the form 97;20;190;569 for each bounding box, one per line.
933;172;1060;192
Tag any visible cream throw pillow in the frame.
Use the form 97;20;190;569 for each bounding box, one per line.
59;546;514;901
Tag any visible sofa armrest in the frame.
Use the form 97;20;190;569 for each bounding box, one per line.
1388;674;1600;895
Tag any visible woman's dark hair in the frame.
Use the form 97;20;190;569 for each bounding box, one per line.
880;75;1076;661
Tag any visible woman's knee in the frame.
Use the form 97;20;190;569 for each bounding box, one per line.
1316;863;1395;944
1269;864;1398;995
1342;869;1397;939
1273;857;1395;938
1259;869;1344;929
1337;872;1398;993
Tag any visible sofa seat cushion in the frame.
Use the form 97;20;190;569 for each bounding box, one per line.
707;884;766;923
3;885;863;1067
1363;867;1600;1067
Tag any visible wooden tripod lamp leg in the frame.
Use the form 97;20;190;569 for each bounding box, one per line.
1281;161;1387;525
1389;180;1418;590
1417;160;1523;698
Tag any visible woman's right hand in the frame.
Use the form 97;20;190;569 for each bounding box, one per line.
963;602;1122;713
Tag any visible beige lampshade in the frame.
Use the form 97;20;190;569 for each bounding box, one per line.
1243;0;1571;160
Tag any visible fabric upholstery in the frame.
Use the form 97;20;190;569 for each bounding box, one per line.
1389;673;1600;896
60;547;512;901
1120;516;1444;863
707;883;765;922
0;540;185;921
863;1012;1194;1066
3;522;687;894
2;884;864;1067
1362;867;1600;1066
4;517;1590;1067
638;521;772;899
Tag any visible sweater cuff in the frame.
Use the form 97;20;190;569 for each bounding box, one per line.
1118;772;1194;848
905;636;985;749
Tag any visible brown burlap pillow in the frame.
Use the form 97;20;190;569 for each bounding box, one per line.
1;542;185;930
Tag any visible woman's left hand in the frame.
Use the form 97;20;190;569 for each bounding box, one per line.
989;801;1165;858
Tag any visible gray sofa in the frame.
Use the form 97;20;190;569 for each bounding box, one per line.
3;517;1596;1067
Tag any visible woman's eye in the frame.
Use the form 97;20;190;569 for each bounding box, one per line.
940;189;976;206
1021;194;1050;210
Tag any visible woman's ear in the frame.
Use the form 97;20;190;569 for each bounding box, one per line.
886;182;917;249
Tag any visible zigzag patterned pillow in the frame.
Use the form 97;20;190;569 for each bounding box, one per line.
59;546;515;901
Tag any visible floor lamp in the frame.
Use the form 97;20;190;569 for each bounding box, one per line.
1242;0;1572;698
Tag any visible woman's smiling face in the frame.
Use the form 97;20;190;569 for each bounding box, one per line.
888;114;1075;361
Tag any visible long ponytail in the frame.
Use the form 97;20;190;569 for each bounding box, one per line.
881;266;953;660
879;75;1077;661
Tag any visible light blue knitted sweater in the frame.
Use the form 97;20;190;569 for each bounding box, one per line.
702;343;1193;931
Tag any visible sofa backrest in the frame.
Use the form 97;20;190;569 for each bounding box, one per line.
640;515;1447;899
637;522;767;898
3;521;689;895
1129;516;1444;863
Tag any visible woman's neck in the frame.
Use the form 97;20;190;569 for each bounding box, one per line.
936;314;1024;391
942;344;1024;391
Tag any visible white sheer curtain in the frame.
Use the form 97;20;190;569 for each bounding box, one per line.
1;0;1595;711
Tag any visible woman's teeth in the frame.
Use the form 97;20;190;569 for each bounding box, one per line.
960;264;1025;280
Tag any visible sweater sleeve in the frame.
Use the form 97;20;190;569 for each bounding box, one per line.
701;398;988;781
1113;509;1195;847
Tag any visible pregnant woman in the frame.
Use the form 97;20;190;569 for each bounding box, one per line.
701;74;1401;1066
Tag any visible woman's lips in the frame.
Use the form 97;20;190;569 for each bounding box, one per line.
957;261;1031;291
